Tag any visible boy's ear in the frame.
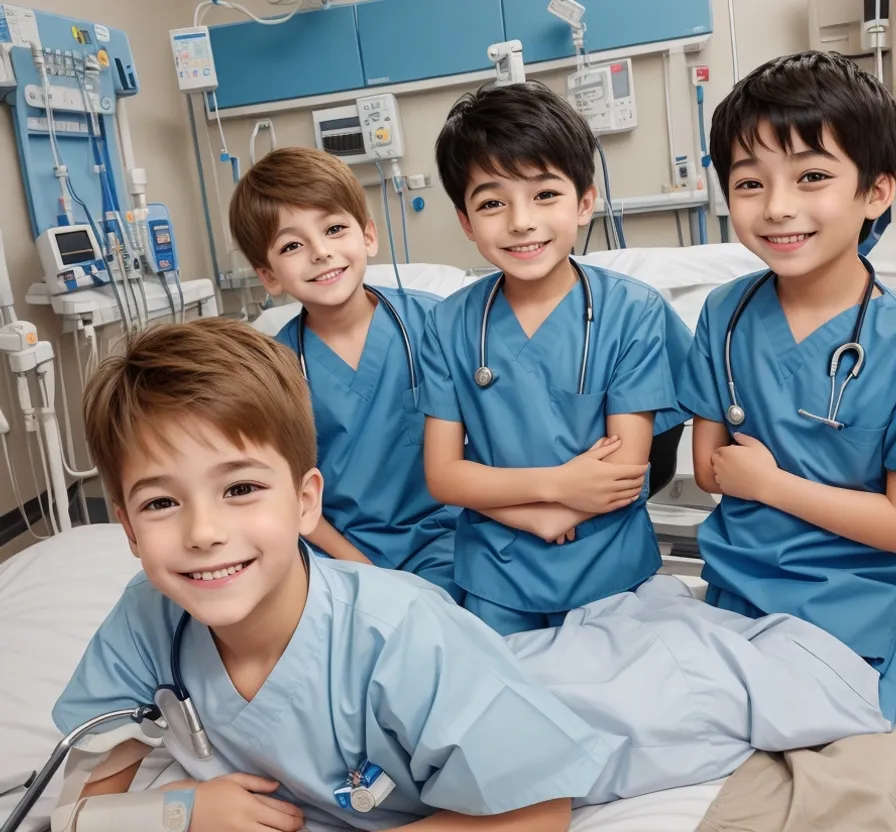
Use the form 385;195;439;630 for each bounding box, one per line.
297;467;324;538
456;207;476;242
364;218;379;258
865;174;896;220
114;505;141;559
256;266;285;296
577;184;598;226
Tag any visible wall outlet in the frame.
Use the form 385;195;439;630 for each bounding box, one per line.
406;173;432;190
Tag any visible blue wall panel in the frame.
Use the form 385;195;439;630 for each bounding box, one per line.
209;6;364;109
503;0;713;64
357;0;505;85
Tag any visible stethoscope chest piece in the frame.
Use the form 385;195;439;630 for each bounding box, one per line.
474;366;496;388
726;404;746;426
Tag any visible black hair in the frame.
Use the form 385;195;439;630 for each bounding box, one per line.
710;50;896;202
435;80;597;213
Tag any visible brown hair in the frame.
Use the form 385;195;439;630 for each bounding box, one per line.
229;146;370;269
84;317;317;508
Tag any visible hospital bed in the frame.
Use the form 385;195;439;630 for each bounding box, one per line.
0;525;723;832
4;241;884;831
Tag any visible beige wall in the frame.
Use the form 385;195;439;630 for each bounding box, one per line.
0;0;814;554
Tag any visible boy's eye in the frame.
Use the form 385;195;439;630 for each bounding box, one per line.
477;199;503;211
733;180;762;191
143;497;177;512
279;241;302;254
800;171;830;184
535;190;559;200
326;224;347;235
226;482;260;498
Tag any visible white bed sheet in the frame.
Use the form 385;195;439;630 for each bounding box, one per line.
0;525;719;832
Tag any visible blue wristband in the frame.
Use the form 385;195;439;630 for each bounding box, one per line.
162;789;195;832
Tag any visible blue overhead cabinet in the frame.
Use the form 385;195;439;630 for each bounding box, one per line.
502;0;714;64
207;5;364;109
356;0;506;85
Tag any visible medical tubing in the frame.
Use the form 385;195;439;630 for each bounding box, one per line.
33;424;60;535
1;434;49;542
0;707;161;832
195;0;304;27
39;369;96;479
26;434;52;536
697;206;708;245
399;189;411;263
374;162;403;290
595;142;623;248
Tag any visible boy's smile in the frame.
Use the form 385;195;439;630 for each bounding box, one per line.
458;162;595;287
727;122;891;285
116;416;323;642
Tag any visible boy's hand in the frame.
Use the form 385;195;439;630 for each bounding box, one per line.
711;433;779;501
191;773;304;831
555;436;647;514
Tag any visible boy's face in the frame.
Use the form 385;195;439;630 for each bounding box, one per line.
727;121;893;279
256;205;378;309
457;162;596;282
115;417;322;632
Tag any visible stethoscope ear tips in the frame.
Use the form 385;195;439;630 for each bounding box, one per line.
726;405;746;426
474;366;496;388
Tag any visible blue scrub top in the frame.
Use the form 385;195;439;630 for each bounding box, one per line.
678;269;896;677
418;262;693;613
276;287;459;577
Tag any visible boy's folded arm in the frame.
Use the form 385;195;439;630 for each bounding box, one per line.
386;799;572;832
482;504;591;541
692;417;729;494
423;417;561;510
306;516;372;564
763;469;896;552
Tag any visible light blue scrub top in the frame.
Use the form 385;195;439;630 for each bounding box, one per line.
53;555;608;830
276;287;460;593
418;263;693;613
678;270;896;717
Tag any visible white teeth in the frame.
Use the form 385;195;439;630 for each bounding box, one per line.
188;561;249;581
507;243;545;252
767;234;809;244
313;268;344;282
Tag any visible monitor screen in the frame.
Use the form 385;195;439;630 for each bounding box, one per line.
56;230;96;266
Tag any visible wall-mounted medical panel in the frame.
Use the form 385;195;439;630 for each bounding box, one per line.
1;8;134;238
356;0;505;85
503;0;713;64
208;6;364;110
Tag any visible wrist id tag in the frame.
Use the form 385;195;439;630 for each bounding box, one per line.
334;758;396;813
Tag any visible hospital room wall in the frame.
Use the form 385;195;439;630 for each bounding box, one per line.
183;0;812;274
0;0;213;560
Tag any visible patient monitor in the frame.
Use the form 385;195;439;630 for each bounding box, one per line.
36;225;106;296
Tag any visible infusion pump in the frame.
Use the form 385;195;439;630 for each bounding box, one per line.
567;57;637;136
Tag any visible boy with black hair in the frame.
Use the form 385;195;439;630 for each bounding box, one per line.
678;50;896;720
420;81;693;635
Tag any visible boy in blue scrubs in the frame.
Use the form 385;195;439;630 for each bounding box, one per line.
47;319;889;832
678;52;896;720
229;147;463;602
419;82;693;635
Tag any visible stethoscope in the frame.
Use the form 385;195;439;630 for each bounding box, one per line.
474;260;594;394
724;259;880;430
0;611;210;832
296;285;417;393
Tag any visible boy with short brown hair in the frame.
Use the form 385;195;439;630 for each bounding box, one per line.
229;147;463;601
